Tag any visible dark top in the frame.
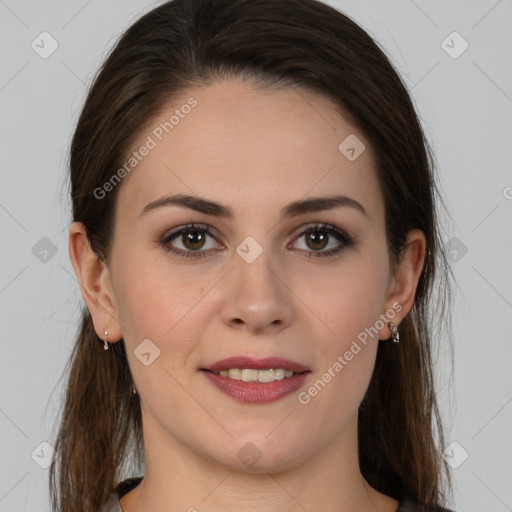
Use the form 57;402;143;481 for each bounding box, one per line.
101;476;454;511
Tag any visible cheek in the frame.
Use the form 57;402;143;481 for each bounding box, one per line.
111;252;212;401
294;249;388;410
300;250;389;347
297;279;382;428
112;248;208;339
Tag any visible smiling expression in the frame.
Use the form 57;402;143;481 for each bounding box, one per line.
91;78;403;471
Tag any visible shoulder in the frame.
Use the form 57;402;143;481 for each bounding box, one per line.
98;494;122;512
398;494;455;512
101;480;456;512
116;476;144;498
98;476;144;512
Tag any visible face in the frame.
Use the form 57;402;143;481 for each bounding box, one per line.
105;79;397;472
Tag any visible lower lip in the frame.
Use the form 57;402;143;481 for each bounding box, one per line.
202;370;310;404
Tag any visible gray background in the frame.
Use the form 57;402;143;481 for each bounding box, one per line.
1;0;511;510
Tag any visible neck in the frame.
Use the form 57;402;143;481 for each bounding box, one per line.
120;415;398;512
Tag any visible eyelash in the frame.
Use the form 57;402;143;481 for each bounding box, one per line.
159;222;354;260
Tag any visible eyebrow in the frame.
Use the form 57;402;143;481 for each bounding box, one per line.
139;193;369;221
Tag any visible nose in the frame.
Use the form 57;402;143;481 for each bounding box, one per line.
220;247;294;334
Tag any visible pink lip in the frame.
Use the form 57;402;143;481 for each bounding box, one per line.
202;371;310;404
202;356;310;373
200;356;311;404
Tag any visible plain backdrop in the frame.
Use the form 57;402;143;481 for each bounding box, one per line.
0;1;511;511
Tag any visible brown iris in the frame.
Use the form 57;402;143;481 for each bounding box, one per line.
182;230;206;250
304;230;329;251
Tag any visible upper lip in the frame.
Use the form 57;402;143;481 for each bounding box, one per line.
202;356;310;373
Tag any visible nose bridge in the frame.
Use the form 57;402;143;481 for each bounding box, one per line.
221;235;293;332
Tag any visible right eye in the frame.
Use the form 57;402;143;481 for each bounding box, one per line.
160;223;224;259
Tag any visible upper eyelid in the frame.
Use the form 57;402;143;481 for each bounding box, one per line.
290;222;348;237
163;223;219;238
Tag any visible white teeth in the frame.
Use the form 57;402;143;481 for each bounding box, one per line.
257;369;276;383
274;369;285;380
229;368;242;380
241;369;259;382
214;368;296;383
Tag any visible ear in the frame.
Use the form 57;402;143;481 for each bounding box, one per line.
379;228;426;339
68;221;122;343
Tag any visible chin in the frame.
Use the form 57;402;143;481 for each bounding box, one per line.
202;434;310;474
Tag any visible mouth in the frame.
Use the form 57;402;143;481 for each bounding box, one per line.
200;356;311;403
206;368;298;383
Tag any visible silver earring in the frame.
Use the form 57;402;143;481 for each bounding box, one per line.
132;385;137;395
389;321;400;343
103;329;109;350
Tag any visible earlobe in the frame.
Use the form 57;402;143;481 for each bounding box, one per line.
379;229;426;339
68;222;122;342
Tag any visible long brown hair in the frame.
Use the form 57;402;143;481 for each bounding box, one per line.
50;0;455;510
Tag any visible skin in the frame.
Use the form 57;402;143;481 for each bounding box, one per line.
69;78;426;512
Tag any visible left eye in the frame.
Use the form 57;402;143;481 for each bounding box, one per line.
160;222;353;259
289;223;354;258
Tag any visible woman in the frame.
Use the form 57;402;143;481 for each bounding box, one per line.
50;0;455;511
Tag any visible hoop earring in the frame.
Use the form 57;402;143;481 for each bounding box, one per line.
103;329;109;350
389;321;400;343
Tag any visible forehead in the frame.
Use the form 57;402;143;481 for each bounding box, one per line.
116;78;383;225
